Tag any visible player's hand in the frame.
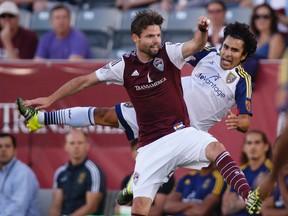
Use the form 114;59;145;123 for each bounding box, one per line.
23;97;53;110
197;16;210;32
226;109;238;130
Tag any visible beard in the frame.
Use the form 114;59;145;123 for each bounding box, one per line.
139;45;159;58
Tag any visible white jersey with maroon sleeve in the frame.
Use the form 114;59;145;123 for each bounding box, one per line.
96;42;190;147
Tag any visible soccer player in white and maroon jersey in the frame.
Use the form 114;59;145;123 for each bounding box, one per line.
18;11;261;215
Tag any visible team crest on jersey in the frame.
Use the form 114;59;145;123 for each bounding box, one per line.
245;100;251;111
123;102;134;108
153;57;164;71
226;72;237;84
133;172;140;185
77;172;86;184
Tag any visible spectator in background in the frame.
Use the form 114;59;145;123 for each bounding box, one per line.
239;0;288;38
206;0;227;51
251;3;285;60
0;1;38;59
221;130;272;216
242;3;286;87
164;163;226;216
260;162;288;215
114;139;175;216
49;128;106;216
0;133;40;216
35;4;91;60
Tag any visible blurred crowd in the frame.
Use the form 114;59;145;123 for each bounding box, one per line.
0;0;287;61
1;0;288;215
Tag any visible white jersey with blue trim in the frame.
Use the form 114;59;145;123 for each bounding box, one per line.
115;47;252;140
185;46;252;132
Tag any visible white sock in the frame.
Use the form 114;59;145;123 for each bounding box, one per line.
41;107;96;127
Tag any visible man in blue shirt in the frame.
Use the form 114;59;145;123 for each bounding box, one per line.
0;132;40;216
34;4;91;60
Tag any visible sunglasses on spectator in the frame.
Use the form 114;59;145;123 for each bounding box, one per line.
0;14;16;19
253;14;271;20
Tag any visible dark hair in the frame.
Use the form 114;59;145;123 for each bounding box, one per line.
240;130;272;164
206;0;227;12
131;10;164;37
0;133;17;148
250;3;278;37
223;22;257;62
50;4;71;17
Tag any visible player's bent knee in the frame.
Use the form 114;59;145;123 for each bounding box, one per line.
205;142;226;161
132;197;152;215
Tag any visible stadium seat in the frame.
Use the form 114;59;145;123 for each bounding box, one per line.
112;8;144;52
163;7;206;43
29;11;51;38
226;7;253;25
104;190;120;216
39;189;53;216
88;0;116;8
76;7;122;59
19;9;31;28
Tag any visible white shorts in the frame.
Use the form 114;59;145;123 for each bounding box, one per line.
132;127;218;201
115;102;138;141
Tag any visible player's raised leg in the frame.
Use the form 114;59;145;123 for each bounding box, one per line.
16;97;119;131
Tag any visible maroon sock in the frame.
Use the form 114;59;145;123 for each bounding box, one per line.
215;151;251;200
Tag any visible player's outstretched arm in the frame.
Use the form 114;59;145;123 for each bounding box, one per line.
182;16;209;59
24;72;101;110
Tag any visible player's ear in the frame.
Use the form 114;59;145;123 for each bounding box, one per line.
241;53;247;61
132;33;138;43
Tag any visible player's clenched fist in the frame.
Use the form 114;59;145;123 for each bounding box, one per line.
198;16;210;32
